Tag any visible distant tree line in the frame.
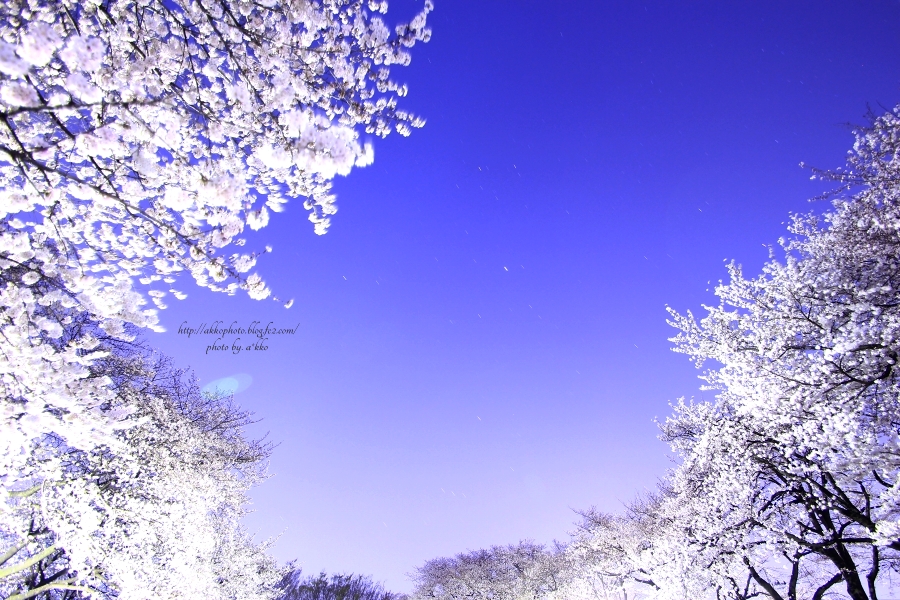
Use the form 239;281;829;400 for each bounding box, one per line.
278;570;407;600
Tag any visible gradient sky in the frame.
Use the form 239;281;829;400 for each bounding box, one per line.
148;0;900;592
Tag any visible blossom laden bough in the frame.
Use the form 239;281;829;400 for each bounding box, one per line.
1;0;432;314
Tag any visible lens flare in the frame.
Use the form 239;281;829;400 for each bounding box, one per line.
201;373;253;396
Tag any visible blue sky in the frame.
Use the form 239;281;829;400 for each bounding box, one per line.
150;0;900;592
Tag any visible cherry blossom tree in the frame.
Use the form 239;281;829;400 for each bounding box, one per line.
563;496;708;600
661;104;900;600
555;105;900;600
410;542;568;600
1;0;432;595
1;335;283;599
563;104;900;600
